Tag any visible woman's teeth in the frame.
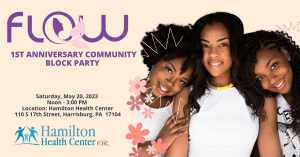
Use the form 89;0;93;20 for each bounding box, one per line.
276;79;284;87
210;62;222;65
160;84;167;91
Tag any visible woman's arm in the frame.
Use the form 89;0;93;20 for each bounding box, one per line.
138;114;188;157
166;87;190;157
257;97;281;157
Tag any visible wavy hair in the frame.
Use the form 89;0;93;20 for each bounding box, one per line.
184;12;265;121
238;30;300;134
141;24;200;82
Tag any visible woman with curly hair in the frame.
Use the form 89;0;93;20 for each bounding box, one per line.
238;30;300;157
166;12;281;157
137;24;199;157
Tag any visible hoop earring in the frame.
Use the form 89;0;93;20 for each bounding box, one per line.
147;65;154;81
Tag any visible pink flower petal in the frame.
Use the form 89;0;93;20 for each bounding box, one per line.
130;96;135;102
151;140;157;146
140;129;150;136
128;125;136;133
136;95;140;101
129;153;136;156
129;87;135;93
135;90;140;96
130;104;136;111
126;133;134;139
72;42;89;49
148;115;152;119
140;80;147;86
132;147;137;153
127;101;134;105
136;122;142;131
157;138;162;145
70;17;85;37
140;87;146;93
139;152;146;157
137;136;146;143
160;143;168;149
137;101;144;105
129;80;135;86
135;76;140;83
158;148;165;154
138;147;143;153
154;149;159;155
136;105;140;111
132;138;138;145
142;112;146;115
144;115;148;119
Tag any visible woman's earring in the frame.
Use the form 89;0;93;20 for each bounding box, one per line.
288;56;291;62
147;65;154;81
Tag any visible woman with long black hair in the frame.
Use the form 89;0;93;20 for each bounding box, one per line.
166;12;281;157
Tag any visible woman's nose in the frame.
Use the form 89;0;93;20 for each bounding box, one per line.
268;72;278;86
209;47;219;57
166;76;176;87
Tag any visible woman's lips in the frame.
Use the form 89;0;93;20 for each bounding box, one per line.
208;61;223;68
274;77;286;91
157;81;169;95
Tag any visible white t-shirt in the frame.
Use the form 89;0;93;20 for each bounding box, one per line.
188;87;259;157
276;94;300;157
138;101;173;157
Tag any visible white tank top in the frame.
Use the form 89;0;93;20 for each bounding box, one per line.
138;101;173;157
188;87;259;157
276;94;300;157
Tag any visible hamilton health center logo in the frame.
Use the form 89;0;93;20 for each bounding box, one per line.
14;125;108;146
15;126;39;145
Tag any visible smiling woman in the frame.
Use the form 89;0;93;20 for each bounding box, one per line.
166;12;281;157
238;30;300;156
137;24;200;157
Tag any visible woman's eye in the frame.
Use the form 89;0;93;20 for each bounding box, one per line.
166;67;172;74
179;80;186;85
271;63;277;70
202;44;209;48
220;43;228;47
258;76;265;81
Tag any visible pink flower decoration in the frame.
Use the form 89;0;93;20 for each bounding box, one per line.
151;138;168;155
129;147;145;157
127;95;144;111
126;122;149;145
142;108;154;119
129;76;146;96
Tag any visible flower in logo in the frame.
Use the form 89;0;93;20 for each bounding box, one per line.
129;147;145;157
144;93;154;103
126;122;149;145
146;145;156;155
129;76;146;96
151;138;168;155
127;95;144;111
142;108;154;119
52;17;89;49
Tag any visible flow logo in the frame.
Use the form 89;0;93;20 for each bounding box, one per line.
7;12;128;49
15;126;39;145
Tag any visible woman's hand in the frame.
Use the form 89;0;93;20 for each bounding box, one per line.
156;112;189;150
138;112;188;157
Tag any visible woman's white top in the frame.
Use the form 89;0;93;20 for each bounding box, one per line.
188;87;259;157
276;94;300;157
138;100;173;157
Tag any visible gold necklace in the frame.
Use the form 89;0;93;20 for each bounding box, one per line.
207;81;234;91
